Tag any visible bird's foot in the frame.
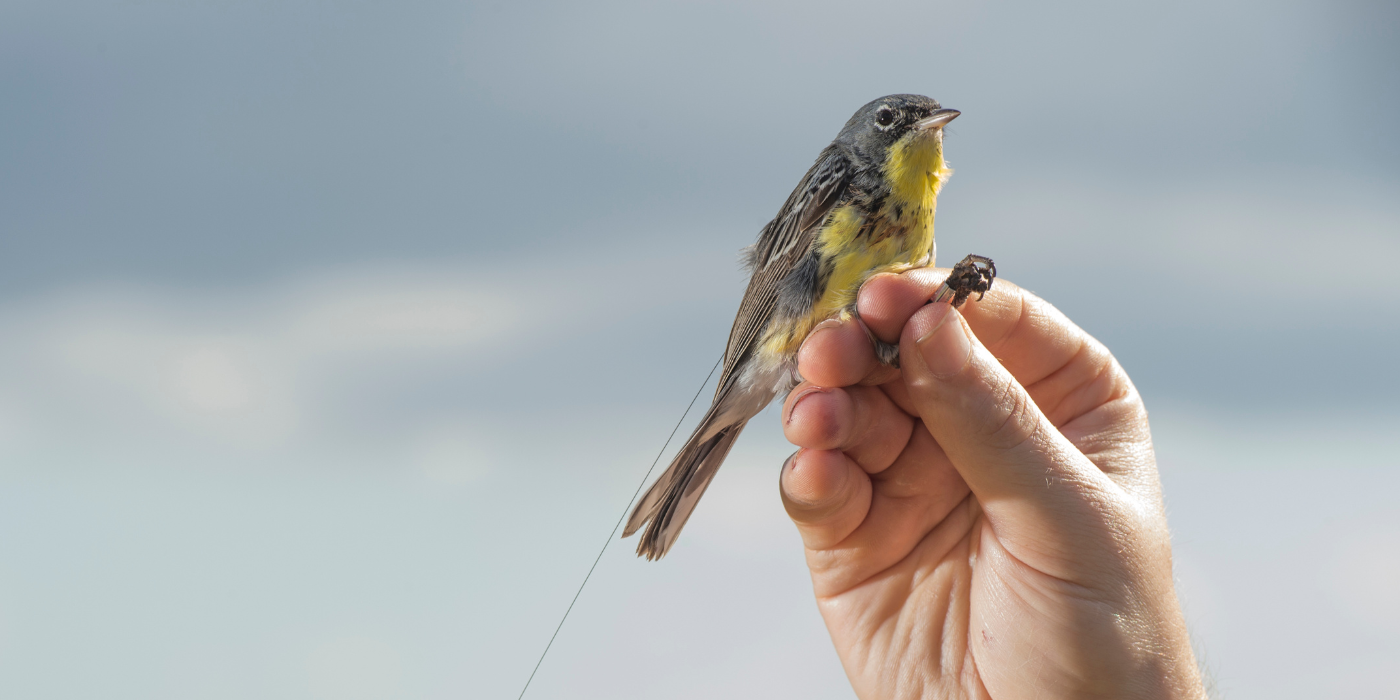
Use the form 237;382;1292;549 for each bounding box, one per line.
932;254;996;308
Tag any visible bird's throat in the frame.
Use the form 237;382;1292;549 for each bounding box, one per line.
885;130;951;214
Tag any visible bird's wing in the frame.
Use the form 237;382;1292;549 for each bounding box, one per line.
719;146;852;390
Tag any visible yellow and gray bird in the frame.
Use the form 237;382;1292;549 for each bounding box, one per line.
623;94;994;560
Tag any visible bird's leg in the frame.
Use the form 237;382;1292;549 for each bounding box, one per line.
870;336;902;368
932;254;996;308
851;308;903;368
854;255;995;369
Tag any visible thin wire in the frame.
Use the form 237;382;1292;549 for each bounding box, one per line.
516;356;723;700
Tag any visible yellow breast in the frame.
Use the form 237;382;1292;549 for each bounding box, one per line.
760;131;952;360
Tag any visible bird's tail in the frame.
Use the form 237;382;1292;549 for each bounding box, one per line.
623;407;748;560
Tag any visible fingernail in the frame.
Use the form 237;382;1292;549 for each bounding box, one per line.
782;450;800;474
785;387;828;425
858;271;897;294
855;273;896;315
917;305;972;378
800;318;844;352
778;450;803;502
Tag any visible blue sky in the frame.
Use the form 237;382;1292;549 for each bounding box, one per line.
0;1;1397;698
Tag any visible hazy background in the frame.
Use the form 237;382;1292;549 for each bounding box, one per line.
2;1;1397;698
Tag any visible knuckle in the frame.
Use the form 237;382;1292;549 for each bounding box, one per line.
982;373;1042;453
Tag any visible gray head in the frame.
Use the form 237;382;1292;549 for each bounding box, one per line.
834;94;959;168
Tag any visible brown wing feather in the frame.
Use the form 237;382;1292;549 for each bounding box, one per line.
718;147;852;390
623;147;855;559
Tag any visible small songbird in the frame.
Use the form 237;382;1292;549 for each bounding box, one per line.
623;94;994;559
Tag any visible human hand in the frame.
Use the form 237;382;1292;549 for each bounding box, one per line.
780;270;1205;699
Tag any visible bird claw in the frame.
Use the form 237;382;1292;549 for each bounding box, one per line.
932;254;996;308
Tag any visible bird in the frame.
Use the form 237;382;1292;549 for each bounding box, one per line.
623;94;994;560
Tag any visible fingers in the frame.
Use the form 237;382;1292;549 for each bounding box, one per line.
780;423;974;593
860;271;1138;431
860;271;1073;384
842;424;972;568
856;272;938;344
897;301;1125;571
796;317;898;388
780;449;871;551
782;383;913;474
785;268;1156;584
861;269;1155;499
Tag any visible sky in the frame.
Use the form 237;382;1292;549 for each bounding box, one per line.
0;1;1397;698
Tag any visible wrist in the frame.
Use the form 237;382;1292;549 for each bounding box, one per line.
1123;578;1207;700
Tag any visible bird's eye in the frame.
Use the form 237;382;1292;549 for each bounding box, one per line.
875;107;896;128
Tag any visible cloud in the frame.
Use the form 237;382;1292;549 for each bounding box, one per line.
0;266;549;464
945;172;1400;325
0;244;737;473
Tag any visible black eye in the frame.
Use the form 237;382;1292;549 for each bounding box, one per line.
875;108;896;127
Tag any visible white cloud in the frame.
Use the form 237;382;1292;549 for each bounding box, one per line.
170;343;258;414
0;247;733;471
950;173;1400;318
281;273;526;356
0;266;550;463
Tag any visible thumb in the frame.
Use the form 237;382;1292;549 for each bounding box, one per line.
898;302;1115;545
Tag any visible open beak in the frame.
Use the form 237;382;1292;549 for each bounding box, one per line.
916;108;960;131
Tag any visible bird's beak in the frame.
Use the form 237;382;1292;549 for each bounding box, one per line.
916;108;960;131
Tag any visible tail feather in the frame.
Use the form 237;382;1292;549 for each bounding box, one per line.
624;417;749;560
622;398;727;539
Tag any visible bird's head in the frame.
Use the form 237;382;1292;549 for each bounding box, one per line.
837;94;958;196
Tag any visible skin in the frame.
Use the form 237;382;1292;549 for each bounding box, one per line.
779;268;1207;700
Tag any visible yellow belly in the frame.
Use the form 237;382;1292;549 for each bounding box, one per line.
758;200;935;359
757;128;950;362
